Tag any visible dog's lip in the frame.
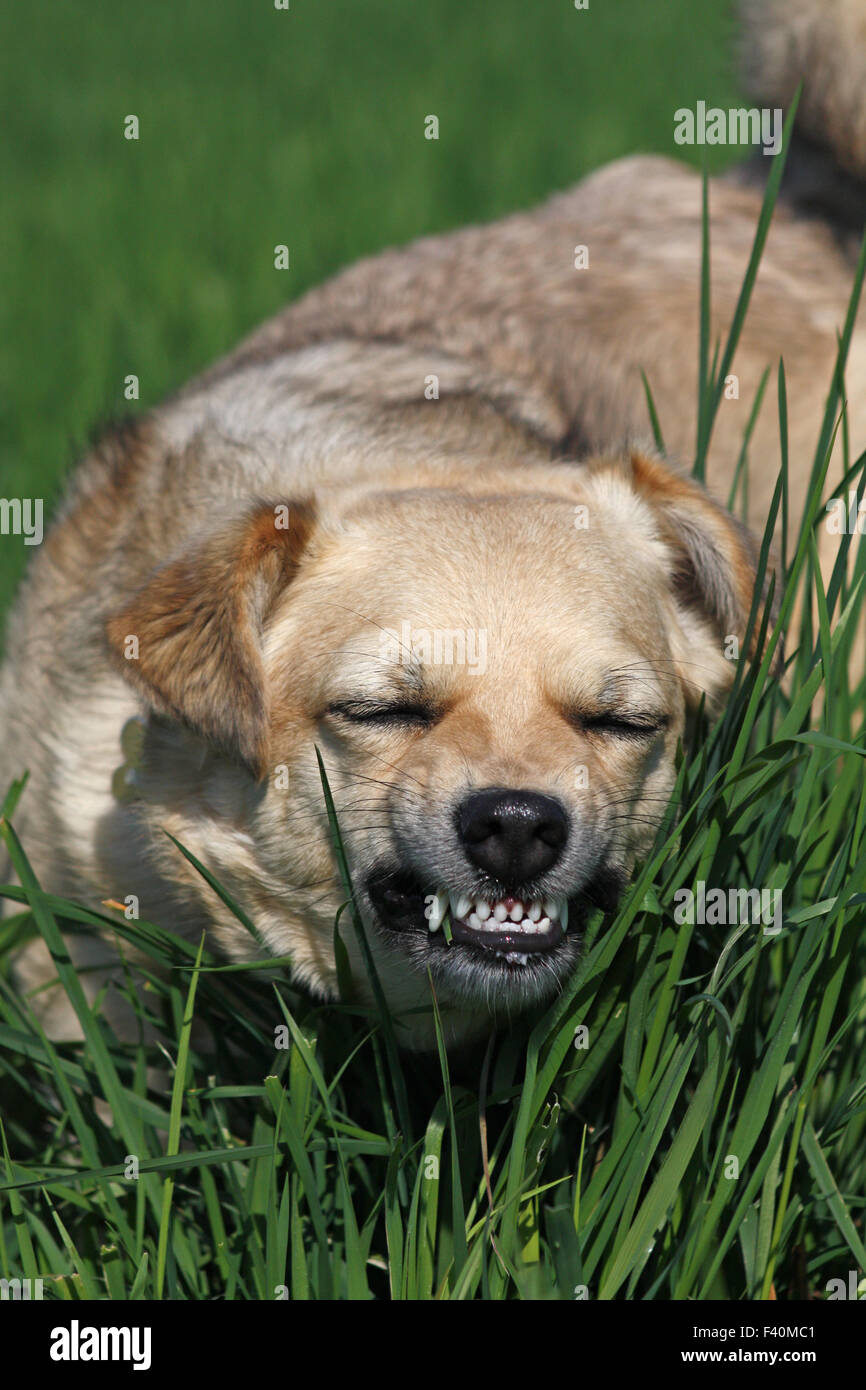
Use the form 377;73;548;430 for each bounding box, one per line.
449;911;564;954
366;869;569;957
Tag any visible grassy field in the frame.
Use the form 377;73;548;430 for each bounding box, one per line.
2;1;866;1305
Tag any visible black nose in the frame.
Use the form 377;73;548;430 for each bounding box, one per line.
456;788;569;885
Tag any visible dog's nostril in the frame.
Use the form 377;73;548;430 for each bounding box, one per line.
456;788;569;885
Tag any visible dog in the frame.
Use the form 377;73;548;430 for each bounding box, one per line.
2;0;865;1049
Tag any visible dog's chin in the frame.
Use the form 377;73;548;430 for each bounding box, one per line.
364;863;624;1009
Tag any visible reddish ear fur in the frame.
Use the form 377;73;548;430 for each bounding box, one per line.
106;500;316;778
627;448;780;669
627;449;760;636
580;448;780;710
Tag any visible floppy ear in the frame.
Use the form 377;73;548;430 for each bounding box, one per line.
106;500;316;778
601;448;779;709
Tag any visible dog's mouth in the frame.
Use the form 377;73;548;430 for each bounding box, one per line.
367;869;579;967
435;889;567;961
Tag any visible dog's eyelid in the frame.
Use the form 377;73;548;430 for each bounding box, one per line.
571;707;669;737
324;698;438;727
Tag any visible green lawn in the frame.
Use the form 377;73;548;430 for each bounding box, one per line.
0;0;740;622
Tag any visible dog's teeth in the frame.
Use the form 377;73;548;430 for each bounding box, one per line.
446;892;566;941
449;892;470;920
509;953;529;966
428;890;449;932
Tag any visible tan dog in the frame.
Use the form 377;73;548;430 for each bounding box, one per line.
2;0;864;1047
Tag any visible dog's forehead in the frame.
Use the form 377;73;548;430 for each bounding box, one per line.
288;487;674;682
337;485;663;576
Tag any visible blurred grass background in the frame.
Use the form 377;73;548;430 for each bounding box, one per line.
0;0;740;621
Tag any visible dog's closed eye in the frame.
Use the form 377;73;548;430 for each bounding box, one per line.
325;699;440;729
571;710;670;741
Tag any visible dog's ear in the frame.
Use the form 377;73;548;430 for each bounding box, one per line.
603;449;779;710
106;500;317;778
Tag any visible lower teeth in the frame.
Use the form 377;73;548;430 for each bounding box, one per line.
466;914;551;936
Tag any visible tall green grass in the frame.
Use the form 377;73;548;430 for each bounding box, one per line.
1;139;865;1303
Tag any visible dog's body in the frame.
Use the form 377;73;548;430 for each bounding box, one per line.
3;1;865;1046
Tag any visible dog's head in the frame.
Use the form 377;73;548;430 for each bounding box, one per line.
106;449;771;1045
